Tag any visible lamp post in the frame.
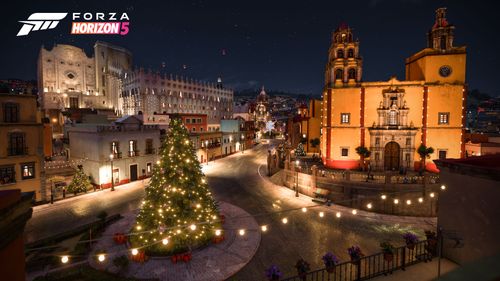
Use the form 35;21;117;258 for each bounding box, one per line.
295;160;300;197
205;140;209;165
109;154;115;191
241;135;245;154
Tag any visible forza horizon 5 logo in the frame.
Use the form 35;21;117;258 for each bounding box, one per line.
17;12;130;36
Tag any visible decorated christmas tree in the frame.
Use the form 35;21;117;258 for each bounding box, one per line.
131;118;220;255
295;142;306;157
67;165;91;195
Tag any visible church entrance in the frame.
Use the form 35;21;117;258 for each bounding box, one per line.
384;142;400;171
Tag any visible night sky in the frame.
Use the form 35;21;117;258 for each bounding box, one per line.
1;0;498;96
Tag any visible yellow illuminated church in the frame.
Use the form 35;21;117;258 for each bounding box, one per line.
321;8;466;172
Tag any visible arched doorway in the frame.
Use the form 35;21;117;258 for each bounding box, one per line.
384;142;400;170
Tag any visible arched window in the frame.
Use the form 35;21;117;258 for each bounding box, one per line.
347;48;354;58
335;69;343;80
348;68;356;80
388;110;398;125
337;49;344;58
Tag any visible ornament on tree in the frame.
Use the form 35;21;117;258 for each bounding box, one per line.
131;117;220;255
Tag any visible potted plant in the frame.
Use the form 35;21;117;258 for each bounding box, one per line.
380;242;395;262
295;258;310;279
322;252;339;273
265;265;282;281
348;246;363;264
403;232;419;250
425;230;438;256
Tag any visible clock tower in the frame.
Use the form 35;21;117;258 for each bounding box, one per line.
405;7;466;84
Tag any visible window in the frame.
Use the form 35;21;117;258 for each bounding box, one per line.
197;118;202;123
0;165;15;185
439;150;447;160
337;49;344;58
341;113;350;124
145;139;153;154
388;110;398;125
128;140;137;157
21;162;35;179
146;162;152;174
8;132;26;156
347;48;354;58
192;118;196;123
375;137;380;146
438;113;449;125
192;127;196;132
406;138;411;146
375;153;380;161
341;148;349;157
3;103;19;123
186;118;191;124
348;68;356;80
405;154;411;167
111;141;120;158
335;69;343;80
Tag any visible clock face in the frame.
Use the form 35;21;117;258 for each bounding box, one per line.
439;65;452;77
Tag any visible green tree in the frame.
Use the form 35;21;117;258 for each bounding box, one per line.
310;138;320;153
131;118;220;255
355;146;371;171
417;144;434;173
67;166;91;195
295;142;306;157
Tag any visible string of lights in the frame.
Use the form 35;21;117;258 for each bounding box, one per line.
25;184;446;265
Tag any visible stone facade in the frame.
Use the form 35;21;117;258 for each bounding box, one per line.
120;68;233;128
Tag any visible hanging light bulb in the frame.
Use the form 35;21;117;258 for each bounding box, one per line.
61;255;69;264
162;238;169;245
352;209;357;215
440;185;446;190
301;207;307;213
282;217;288;224
239;229;245;236
394;199;399;204
418;197;424;203
430;193;435;198
98;254;106;262
261;225;268;232
319;211;324;218
367;203;372;209
215;229;221;236
336;212;341;218
131;248;138;256
406;200;412;205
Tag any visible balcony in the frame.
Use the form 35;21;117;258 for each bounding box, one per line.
112;152;122;159
7;147;29;156
128;150;140;157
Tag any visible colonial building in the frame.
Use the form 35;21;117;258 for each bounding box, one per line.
254;86;270;132
288;99;322;153
37;41;133;132
0;93;45;201
321;8;466;171
65;115;160;188
120;68;233;131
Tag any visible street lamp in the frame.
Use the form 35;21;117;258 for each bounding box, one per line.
295;160;300;197
241;135;245;154
109;154;115;191
205;140;209;165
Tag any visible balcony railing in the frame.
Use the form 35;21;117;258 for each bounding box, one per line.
7;147;29;156
128;150;140;157
283;240;434;281
112;152;122;159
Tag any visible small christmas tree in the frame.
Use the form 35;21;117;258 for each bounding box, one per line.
131;118;220;255
295;143;306;157
67;165;91;195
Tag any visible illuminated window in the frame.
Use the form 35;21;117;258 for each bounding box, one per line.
438;113;449;124
146;163;152;174
341;113;350;124
375;137;380;146
21;162;35;180
0;165;15;184
129;140;137;157
388;110;398;125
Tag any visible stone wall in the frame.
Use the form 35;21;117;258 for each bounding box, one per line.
280;164;439;217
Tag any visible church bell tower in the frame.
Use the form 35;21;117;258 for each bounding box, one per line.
325;23;363;88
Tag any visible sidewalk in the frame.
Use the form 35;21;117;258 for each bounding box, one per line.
371;258;458;281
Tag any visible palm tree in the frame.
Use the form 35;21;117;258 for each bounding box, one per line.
417;144;434;174
355;146;371;171
310;138;320;153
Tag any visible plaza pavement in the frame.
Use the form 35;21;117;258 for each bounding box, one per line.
88;201;261;281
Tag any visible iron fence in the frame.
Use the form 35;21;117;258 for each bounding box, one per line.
282;240;434;281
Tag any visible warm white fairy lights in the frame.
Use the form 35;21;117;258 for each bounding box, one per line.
366;203;372;209
261;225;268;232
440;185;446;190
352;209;357;215
406;200;412;205
239;229;245;236
418;197;424;203
319;211;324;218
302;207;307;213
61;255;69;264
282;217;288;224
162;238;169;245
215;229;221;236
430;192;435;198
394;199;399;204
131;248;139;256
190;224;197;231
98;254;106;262
336;212;341;218
381;194;387;200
